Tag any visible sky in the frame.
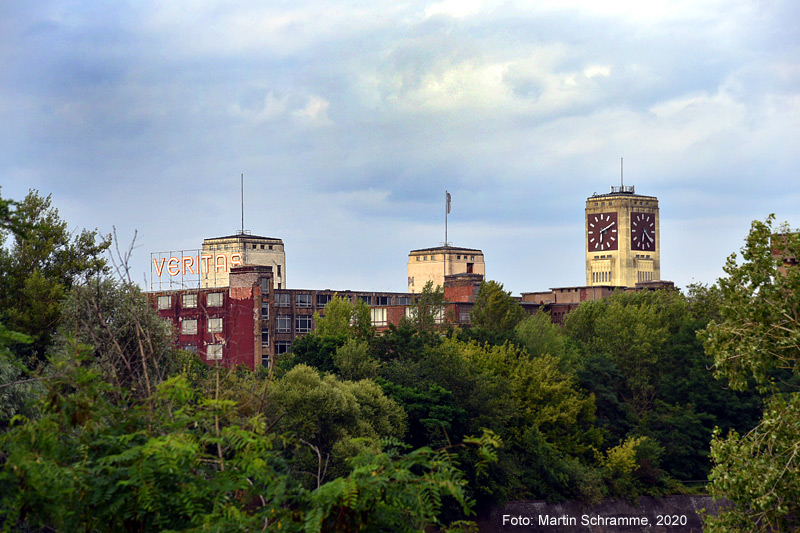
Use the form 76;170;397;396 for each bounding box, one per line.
2;0;799;295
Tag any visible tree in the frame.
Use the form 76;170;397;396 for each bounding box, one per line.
0;190;110;360
405;281;448;333
700;217;800;531
269;364;407;485
469;281;526;339
313;294;374;339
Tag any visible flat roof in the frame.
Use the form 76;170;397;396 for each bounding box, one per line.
409;246;483;254
203;233;283;242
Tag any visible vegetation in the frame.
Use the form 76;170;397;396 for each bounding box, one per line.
0;188;789;531
700;217;800;531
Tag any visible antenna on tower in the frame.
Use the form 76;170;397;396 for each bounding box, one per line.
621;157;623;188
240;173;244;234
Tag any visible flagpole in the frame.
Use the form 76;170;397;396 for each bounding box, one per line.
444;191;450;282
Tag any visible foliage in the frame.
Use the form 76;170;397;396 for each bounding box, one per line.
700;217;800;392
282;333;346;374
304;430;500;533
600;436;665;500
0;190;110;360
334;338;381;381
705;394;800;532
700;217;800;530
469;281;526;340
378;379;469;449
269;364;407;485
515;311;578;370
59;277;182;401
405;281;448;333
0;354;490;532
313;294;374;340
0;324;42;427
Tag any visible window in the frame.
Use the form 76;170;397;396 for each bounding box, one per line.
296;315;312;333
182;344;197;354
433;307;445;324
459;311;471;323
275;293;291;307
317;294;332;308
370;307;387;326
157;295;171;310
207;292;223;307
182;294;197;308
261;302;269;319
181;319;198;335
376;296;391;306
207;344;223;361
261;277;270;293
276;315;291;333
275;341;292;355
416;256;420;261
277;265;281;277
261;328;269;347
359;295;372;305
208;317;223;333
397;296;411;306
296;294;312;308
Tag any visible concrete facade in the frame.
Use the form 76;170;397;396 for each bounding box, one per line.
201;233;286;289
585;186;661;288
408;246;485;293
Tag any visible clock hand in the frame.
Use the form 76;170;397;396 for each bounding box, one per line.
600;222;616;233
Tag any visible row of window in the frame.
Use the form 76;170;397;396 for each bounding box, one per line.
180;317;223;335
185;340;292;364
182;344;224;361
158;292;223;310
275;315;312;333
415;255;476;262
592;271;611;283
274;293;410;307
638;271;654;282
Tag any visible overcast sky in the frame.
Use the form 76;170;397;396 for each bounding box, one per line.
2;0;799;295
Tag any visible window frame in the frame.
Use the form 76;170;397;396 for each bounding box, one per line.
182;294;198;308
181;319;198;335
295;315;312;333
208;317;223;333
157;295;171;310
207;292;223;307
276;315;291;333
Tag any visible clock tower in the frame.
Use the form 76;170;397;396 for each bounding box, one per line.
586;184;660;287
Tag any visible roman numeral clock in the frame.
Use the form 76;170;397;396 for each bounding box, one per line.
585;186;660;287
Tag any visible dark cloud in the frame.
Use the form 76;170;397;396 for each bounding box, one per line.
2;1;799;294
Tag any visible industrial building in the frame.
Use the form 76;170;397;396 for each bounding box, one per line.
149;184;673;369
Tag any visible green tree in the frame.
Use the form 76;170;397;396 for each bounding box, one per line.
269;364;407;485
469;281;526;339
405;281;448;333
700;217;800;531
334;338;381;381
313;294;374;339
0;190;110;360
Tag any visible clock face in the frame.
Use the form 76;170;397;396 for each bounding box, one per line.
587;212;618;251
631;212;656;251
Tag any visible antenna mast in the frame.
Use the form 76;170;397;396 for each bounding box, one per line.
621;157;623;188
241;173;244;234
